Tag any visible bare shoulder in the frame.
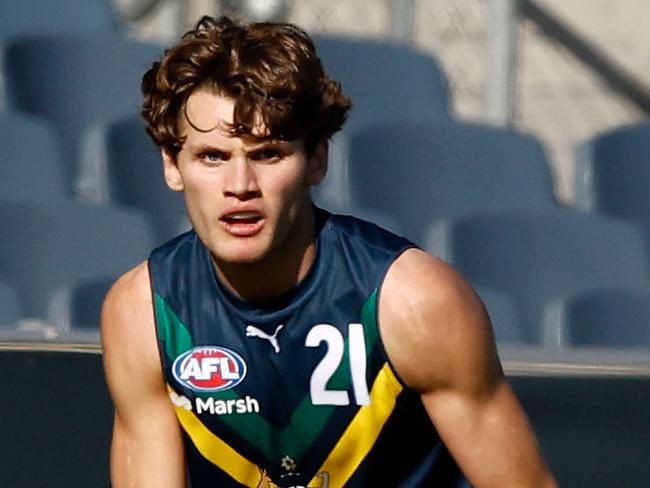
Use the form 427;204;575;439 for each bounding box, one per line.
378;248;501;395
101;261;155;356
101;261;162;406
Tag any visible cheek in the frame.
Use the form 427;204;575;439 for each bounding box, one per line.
182;172;223;215
262;164;309;202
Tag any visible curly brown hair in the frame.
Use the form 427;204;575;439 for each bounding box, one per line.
141;15;351;155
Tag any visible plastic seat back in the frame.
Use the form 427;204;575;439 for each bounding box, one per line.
0;111;67;201
0;0;119;39
3;34;163;197
477;287;526;345
575;122;650;226
313;35;450;128
348;122;558;245
0;201;155;320
447;211;649;343
0;281;20;327
562;287;650;347
106;116;189;244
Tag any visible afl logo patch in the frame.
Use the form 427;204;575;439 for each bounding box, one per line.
172;346;247;392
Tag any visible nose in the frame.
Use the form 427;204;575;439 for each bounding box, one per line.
223;157;261;200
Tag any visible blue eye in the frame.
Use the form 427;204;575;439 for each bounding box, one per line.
201;151;228;164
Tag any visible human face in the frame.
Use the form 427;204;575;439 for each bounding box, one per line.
162;87;327;266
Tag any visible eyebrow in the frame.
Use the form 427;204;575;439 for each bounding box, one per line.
188;143;229;154
188;140;292;154
247;140;293;151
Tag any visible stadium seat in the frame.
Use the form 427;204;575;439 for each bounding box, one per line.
0;201;155;328
105;116;190;244
0;111;67;202
574;122;650;224
2;33;163;200
0;0;119;39
311;36;451;208
312;35;450;128
550;287;650;348
346;122;559;247
476;288;526;345
442;211;649;344
0;348;111;487
511;373;650;487
0;280;20;327
58;276;115;331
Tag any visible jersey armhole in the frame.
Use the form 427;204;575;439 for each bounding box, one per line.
147;258;168;377
374;245;417;391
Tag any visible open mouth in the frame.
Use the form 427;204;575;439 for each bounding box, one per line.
222;212;262;225
220;211;265;236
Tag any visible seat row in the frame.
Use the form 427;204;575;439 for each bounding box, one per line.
0;201;154;342
0;0;121;41
0;28;450;195
2;200;650;353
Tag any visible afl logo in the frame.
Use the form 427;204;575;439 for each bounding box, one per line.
172;346;247;392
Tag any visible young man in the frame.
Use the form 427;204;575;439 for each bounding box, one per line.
102;15;557;488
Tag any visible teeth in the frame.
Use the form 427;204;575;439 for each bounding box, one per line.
227;212;258;220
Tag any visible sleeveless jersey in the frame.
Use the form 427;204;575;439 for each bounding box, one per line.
149;209;462;488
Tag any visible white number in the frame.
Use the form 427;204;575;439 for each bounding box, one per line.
348;323;371;405
305;323;370;406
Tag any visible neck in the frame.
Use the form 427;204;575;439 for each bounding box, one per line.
213;204;318;306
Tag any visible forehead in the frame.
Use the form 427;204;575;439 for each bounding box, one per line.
180;88;306;153
182;88;236;138
184;88;233;129
181;87;272;145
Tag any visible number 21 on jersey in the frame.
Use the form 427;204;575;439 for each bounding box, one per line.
305;323;370;406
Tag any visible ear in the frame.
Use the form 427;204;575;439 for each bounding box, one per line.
162;148;184;192
306;140;328;186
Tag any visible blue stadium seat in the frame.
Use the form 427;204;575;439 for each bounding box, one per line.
574;122;650;269
0;349;111;487
552;287;650;348
105;116;190;245
311;36;451;209
476;288;526;345
64;276;115;331
2;33;163;200
312;35;450;128
0;0;119;39
0;201;155;327
0;280;20;327
574;122;650;227
443;211;649;344
0;111;67;202
345;122;559;246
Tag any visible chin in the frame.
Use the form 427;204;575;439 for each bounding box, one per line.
212;241;272;265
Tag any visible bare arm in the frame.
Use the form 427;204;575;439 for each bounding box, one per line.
101;263;186;487
379;249;557;488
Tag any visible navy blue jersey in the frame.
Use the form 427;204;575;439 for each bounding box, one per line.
149;208;462;487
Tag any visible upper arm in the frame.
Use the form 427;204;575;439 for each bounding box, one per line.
379;249;556;488
101;262;186;488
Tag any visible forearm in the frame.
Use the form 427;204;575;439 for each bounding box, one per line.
111;414;186;488
426;380;557;488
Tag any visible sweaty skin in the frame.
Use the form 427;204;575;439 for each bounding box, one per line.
102;89;557;487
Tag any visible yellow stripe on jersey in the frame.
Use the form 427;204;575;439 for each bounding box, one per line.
167;385;263;487
308;363;403;488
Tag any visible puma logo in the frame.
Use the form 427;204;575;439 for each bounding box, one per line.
246;324;284;353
